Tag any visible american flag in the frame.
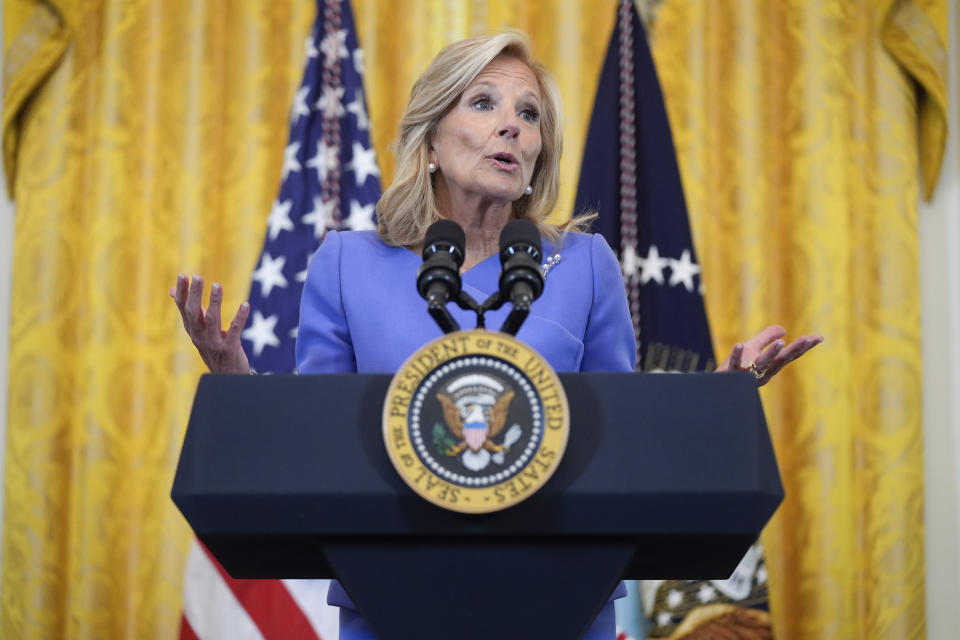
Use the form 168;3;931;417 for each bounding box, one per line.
180;1;379;638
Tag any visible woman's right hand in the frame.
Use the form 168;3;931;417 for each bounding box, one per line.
170;273;252;374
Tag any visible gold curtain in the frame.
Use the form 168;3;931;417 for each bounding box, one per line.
3;0;945;637
2;1;315;637
650;0;945;638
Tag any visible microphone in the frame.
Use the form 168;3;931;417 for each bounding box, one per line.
417;219;465;333
498;220;544;335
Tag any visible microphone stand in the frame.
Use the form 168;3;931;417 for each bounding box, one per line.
499;298;530;336
425;290;487;334
426;295;461;334
456;292;485;329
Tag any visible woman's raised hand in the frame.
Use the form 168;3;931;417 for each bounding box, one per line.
170;273;252;374
716;325;823;386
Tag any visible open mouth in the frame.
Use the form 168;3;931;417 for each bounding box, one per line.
488;152;518;169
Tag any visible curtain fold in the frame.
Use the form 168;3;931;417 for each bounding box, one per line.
880;0;949;198
2;1;69;187
649;0;941;637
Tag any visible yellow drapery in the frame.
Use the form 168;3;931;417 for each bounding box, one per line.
2;0;943;637
650;0;944;637
2;1;316;636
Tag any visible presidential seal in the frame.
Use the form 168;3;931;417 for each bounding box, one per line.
383;330;569;514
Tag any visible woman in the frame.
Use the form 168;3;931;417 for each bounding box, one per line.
171;31;820;639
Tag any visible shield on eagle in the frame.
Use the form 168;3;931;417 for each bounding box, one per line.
462;404;488;452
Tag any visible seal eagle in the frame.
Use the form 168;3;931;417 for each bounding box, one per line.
437;390;515;456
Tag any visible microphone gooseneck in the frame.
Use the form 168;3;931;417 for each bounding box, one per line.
417;220;466;334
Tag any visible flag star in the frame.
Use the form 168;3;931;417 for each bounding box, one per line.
620;245;641;279
289;326;299;339
282;141;301;180
242;310;281;357
346;88;370;130
638;244;668;285
302;196;339;239
252;252;289;297
347;142;380;186
697;583;717;603
667;249;701;292
267;199;294;240
353;47;365;75
306;140;340;183
291;86;311;122
316;85;345;118
656;612;672;628
666;588;684;609
320;28;348;64
345;200;377;231
305;34;319;58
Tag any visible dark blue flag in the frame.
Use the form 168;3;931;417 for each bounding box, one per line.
242;0;381;374
575;3;771;638
574;0;713;373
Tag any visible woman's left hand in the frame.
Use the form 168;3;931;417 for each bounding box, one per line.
716;325;823;386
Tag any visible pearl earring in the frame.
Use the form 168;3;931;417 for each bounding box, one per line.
428;162;437;173
524;184;533;195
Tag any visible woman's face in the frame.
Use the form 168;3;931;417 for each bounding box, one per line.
431;56;543;209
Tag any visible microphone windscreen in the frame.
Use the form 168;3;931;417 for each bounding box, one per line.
423;219;465;257
499;219;541;259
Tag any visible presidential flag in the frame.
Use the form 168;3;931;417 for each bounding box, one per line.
179;1;379;638
574;1;770;638
574;0;713;374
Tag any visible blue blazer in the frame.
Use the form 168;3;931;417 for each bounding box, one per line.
297;230;636;375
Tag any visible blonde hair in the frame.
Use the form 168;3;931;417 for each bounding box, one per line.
377;31;589;247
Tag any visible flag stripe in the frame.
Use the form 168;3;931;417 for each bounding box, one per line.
283;579;341;640
182;543;265;640
201;545;322;640
179;618;200;640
